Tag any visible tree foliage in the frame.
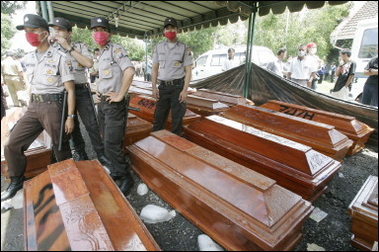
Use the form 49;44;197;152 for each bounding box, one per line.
1;1;27;16
253;2;351;63
1;14;16;54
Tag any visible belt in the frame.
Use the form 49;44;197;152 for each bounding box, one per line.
291;78;308;81
31;93;63;103
158;78;184;86
75;83;89;90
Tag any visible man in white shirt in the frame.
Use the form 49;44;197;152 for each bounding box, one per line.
266;47;287;77
287;44;316;87
222;48;239;71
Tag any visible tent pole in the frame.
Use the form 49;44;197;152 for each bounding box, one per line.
40;1;48;21
243;3;257;98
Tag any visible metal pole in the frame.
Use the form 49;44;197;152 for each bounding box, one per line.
243;2;257;98
40;1;48;20
46;1;55;23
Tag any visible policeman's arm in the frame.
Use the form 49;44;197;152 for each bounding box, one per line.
179;65;192;103
119;66;135;99
69;48;94;68
64;80;76;133
151;63;159;99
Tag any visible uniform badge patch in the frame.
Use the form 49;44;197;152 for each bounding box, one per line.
114;48;124;59
104;70;110;75
47;77;54;83
46;69;53;75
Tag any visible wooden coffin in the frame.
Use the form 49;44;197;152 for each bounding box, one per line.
222;105;353;162
127;130;313;251
1;107;52;180
124;113;152;152
186;94;229;116
191;88;254;107
260;100;374;155
129;95;201;126
24;159;161;251
347;175;378;251
184;115;341;202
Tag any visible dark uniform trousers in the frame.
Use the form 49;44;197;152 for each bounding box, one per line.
70;85;105;157
4;101;72;177
98;98;130;176
152;82;186;136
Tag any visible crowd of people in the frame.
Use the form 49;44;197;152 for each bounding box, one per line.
1;14;193;202
265;43;378;106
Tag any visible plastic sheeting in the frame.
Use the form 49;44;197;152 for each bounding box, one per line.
190;63;378;145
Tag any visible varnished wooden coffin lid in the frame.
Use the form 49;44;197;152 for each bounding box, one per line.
222;104;353;161
184;115;341;202
24;159;161;251
127;130;313;251
191;88;253;107
260;100;374;155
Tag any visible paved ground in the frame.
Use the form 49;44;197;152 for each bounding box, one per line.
1;79;378;251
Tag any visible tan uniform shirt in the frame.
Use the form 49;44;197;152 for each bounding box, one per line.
1;56;23;76
24;46;75;94
97;41;134;94
56;41;92;84
152;40;193;81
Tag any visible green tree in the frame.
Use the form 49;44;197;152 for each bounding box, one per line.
1;14;16;54
1;1;27;16
253;2;351;62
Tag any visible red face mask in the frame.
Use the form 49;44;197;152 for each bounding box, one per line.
165;31;177;40
92;31;109;46
26;32;42;47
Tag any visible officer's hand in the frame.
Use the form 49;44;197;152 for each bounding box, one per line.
104;92;123;104
65;118;75;134
55;36;70;50
152;87;159;100
179;90;187;103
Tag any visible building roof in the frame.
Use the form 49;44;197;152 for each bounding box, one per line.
331;1;378;41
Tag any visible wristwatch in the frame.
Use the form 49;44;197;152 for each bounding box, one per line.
68;46;75;54
67;114;76;118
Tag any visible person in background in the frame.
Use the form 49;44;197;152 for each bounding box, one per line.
1;14;75;201
266;47;287;77
306;42;322;90
361;48;378;107
151;17;193;137
287;44;316;87
331;48;356;100
49;17;112;167
1;51;27;107
91;16;135;196
222;48;239;71
330;63;336;82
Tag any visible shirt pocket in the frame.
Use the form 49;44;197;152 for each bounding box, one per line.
42;67;59;86
158;54;166;68
100;67;113;79
171;54;183;68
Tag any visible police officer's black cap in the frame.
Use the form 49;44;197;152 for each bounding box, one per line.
16;14;49;31
49;17;72;31
91;17;110;30
164;18;178;28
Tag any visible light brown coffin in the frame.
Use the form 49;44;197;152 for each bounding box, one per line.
1;107;52;180
127;130;313;251
24;159;161;251
184;115;341;202
191;88;254;107
348;175;378;251
260;100;374;155
124;113;152;151
129;95;201;126
222;104;353;162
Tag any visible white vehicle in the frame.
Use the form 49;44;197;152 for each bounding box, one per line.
350;18;378;102
191;45;276;82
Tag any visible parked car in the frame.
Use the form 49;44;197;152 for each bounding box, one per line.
191;45;276;82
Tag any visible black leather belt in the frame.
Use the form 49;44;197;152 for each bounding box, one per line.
31;93;63;103
159;78;184;86
75;83;89;90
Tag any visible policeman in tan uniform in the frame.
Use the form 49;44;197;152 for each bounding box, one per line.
90;17;135;195
49;17;112;167
1;14;76;201
152;17;193;136
1;51;26;107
